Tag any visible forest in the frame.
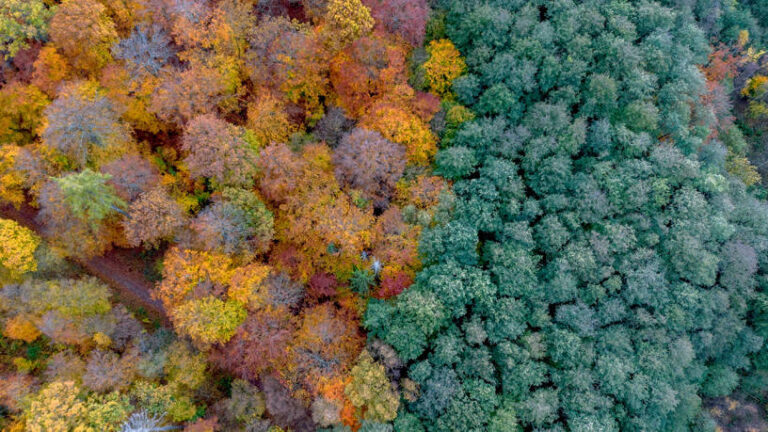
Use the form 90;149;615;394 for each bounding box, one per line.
0;0;768;431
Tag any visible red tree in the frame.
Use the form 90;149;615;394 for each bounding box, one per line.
363;0;428;46
211;306;296;381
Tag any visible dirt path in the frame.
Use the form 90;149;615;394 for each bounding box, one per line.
0;203;168;324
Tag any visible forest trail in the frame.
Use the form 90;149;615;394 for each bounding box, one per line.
0;203;168;324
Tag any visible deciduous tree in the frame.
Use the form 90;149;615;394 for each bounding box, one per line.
31;46;70;96
83;349;137;393
37;177;120;258
0;218;39;281
3;315;41;342
42;81;133;169
172;296;246;347
211;306;296;380
288;303;365;391
362;0;428;46
345;350;399;422
150;66;231;126
22;381;87;432
112;24;174;79
323;0;374;50
48;0;118;73
360;103;437;166
246;93;298;147
422;39;465;98
182;114;259;188
123;187;185;248
0;145;26;208
101;153;160;202
334;128;406;210
0;82;49;146
0;0;55;59
53;169;127;225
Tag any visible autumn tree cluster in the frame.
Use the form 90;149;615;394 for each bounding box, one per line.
0;230;245;431
3;0;768;431
0;0;449;430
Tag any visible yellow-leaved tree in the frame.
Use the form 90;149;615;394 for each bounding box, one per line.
345;350;400;422
0;218;40;281
323;0;374;50
423;39;466;98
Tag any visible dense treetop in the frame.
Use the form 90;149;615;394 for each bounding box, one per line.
367;0;768;431
1;0;768;430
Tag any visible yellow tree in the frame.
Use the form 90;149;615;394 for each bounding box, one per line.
154;247;253;347
154;247;235;311
423;39;466;98
246;92;298;146
361;103;438;166
0;145;25;208
0;83;49;146
32;46;71;96
345;350;400;422
100;64;165;134
0;0;55;60
22;381;132;432
22;381;87;432
323;0;374;50
172;296;247;347
3;315;41;342
0;218;40;281
267;143;374;279
228;262;272;309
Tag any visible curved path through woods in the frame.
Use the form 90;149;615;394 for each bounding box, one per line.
0;203;168;324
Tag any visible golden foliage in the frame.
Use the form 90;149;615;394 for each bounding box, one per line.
423;39;466;97
246;93;298;146
0;145;26;208
3;315;41;343
345;350;399;422
23;381;87;432
0;83;49;146
726;152;761;187
0;218;40;280
228;262;272;309
361;103;437;165
324;0;374;49
32;46;71;96
172;296;247;346
100;64;164;134
155;247;236;310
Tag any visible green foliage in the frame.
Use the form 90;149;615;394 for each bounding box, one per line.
350;267;375;295
0;0;55;59
53;169;126;224
130;379;198;422
4;0;768;431
367;1;768;431
434;146;476;180
221;187;275;249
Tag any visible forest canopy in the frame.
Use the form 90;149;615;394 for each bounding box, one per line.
0;0;768;431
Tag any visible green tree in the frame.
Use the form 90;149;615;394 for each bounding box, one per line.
53;169;127;224
0;0;55;59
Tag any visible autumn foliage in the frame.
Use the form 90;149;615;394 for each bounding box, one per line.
0;0;457;429
0;218;39;281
